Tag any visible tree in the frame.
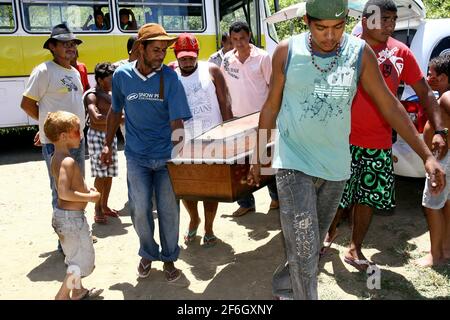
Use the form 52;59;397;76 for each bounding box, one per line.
0;3;14;29
423;0;450;18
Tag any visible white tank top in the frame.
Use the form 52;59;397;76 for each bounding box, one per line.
176;61;223;140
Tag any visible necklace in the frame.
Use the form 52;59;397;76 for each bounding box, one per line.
308;33;341;74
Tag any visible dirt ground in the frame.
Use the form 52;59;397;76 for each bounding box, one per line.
0;134;449;300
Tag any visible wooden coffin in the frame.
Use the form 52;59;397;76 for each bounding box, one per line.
167;112;275;202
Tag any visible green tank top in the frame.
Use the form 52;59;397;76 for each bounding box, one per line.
272;32;365;181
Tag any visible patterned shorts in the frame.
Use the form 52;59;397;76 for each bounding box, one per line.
339;145;395;210
87;128;118;178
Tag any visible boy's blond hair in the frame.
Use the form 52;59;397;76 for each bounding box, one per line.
44;111;80;143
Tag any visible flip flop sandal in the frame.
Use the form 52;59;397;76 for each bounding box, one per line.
104;209;120;218
137;260;152;278
343;256;375;272
164;268;181;283
203;234;218;248
184;228;198;243
72;288;104;300
94;215;107;224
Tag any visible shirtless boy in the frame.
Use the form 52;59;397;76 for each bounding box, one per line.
418;55;450;267
44;111;102;300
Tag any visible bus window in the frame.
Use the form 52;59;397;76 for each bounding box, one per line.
263;0;278;43
117;0;204;32
219;0;260;47
20;0;112;33
0;0;15;33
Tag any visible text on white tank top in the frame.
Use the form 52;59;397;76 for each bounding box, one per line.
177;61;223;140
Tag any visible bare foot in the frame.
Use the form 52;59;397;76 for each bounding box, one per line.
345;248;368;262
414;253;443;267
344;249;374;272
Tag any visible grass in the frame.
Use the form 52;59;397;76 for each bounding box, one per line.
319;231;450;300
0;126;37;136
406;265;450;299
0;126;38;150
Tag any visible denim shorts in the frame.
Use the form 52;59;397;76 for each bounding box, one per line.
52;208;95;277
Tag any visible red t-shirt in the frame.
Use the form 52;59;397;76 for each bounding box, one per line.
75;62;90;93
350;37;423;149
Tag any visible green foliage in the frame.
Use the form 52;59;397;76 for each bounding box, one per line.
0;126;38;136
0;3;14;30
269;0;307;40
423;0;450;19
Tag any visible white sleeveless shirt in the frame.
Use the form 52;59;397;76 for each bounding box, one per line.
176;61;223;140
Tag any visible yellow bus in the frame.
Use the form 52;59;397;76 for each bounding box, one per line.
0;0;278;128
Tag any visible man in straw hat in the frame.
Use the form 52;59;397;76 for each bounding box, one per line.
246;0;446;299
20;23;87;253
101;23;192;283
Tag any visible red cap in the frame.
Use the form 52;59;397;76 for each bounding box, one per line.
173;33;199;58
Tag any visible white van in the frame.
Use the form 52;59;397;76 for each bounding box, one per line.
391;15;450;177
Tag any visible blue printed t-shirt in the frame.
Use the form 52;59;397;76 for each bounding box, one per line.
112;61;192;160
272;33;365;181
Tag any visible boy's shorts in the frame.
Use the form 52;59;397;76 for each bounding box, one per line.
87;128;118;178
340;145;395;211
52;208;95;277
422;153;450;209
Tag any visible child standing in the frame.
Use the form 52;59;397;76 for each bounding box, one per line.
84;62;119;224
418;55;450;267
44;111;102;299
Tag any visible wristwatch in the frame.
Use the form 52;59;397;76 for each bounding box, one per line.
434;128;449;141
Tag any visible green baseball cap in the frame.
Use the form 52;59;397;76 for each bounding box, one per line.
305;0;348;20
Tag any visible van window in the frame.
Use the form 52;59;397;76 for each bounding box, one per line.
219;0;260;46
21;0;112;33
393;29;417;47
0;0;15;33
116;0;204;32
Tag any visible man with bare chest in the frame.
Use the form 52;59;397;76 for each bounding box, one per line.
84;62;120;224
